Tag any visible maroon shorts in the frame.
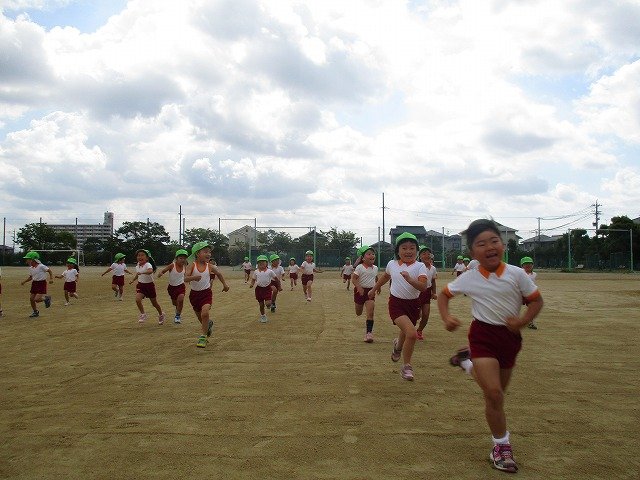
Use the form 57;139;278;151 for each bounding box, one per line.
418;287;432;306
301;274;314;285
289;273;298;280
388;294;420;325
468;320;522;369
456;271;463;277
136;282;157;299
167;283;186;301
343;274;351;280
112;275;125;286
64;281;77;293
189;288;213;313
269;280;279;288
30;280;47;295
244;269;251;275
354;287;373;305
255;285;272;302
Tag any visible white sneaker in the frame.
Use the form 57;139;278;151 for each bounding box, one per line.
260;315;268;323
64;302;70;306
306;296;311;302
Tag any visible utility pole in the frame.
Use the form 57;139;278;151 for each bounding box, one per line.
592;200;601;232
382;193;387;246
179;205;182;245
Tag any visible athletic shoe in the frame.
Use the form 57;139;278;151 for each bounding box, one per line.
158;313;165;325
114;291;118;297
207;319;214;337
290;287;294;291
270;303;276;312
118;295;123;302
364;332;374;343
64;302;69;306
400;364;414;381
196;335;207;348
306;296;311;302
174;314;181;324
138;313;147;323
44;296;51;308
29;310;39;318
449;347;471;367
391;338;402;362
416;330;424;341
260;315;268;323
528;322;538;330
489;444;518;473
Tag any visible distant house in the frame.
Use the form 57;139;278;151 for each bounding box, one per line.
389;226;428;246
296;229;328;247
369;240;393;252
521;234;563;251
227;225;259;247
460;221;520;250
633;216;640;225
0;245;14;255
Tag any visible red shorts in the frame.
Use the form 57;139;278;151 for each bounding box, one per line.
456;271;463;277
244;269;251;275
255;285;272;302
30;280;47;295
418;287;432;306
189;288;213;313
64;281;77;293
136;282;157;299
167;283;186;301
354;287;373;305
468;320;522;369
342;274;351;280
301;274;314;285
388;295;420;325
289;273;298;280
112;275;125;286
269;280;279;288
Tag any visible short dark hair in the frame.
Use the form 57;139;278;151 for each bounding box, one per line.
465;219;503;248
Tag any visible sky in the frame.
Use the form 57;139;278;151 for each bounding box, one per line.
1;0;639;246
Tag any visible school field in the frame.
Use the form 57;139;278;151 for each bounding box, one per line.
0;266;638;480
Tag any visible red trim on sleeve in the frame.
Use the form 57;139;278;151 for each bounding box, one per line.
525;290;541;302
442;286;453;298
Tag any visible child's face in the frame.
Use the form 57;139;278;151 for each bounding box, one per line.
136;252;147;263
305;255;313;263
271;260;278;268
196;247;212;262
258;260;267;269
470;230;504;272
522;263;533;273
363;251;375;264
67;263;73;269
345;259;351;265
290;260;295;265
419;251;430;263
117;259;124;264
397;242;417;263
176;256;187;266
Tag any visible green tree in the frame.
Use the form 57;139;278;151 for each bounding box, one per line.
54;231;77;249
182;228;229;263
115;221;170;261
17;223;58;251
257;230;293;253
323;227;359;257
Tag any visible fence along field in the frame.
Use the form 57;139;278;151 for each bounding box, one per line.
0;266;638;479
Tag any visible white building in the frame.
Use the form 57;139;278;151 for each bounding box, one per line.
49;212;114;247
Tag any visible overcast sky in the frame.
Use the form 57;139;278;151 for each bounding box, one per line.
1;0;639;245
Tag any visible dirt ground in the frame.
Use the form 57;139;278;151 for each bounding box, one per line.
0;266;638;479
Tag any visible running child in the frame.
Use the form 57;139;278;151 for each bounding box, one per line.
185;241;230;348
520;256;539;329
269;254;285;312
156;249;189;324
452;255;466;276
129;249;165;325
352;245;379;343
300;250;322;302
242;257;253;283
416;246;437;341
438;219;543;474
55;258;80;306
101;253;131;300
369;232;428;381
249;254;280;323
20;251;53;317
341;257;355;290
287;257;299;290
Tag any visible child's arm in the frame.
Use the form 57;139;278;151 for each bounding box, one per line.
430;278;437;299
506;295;543;332
101;267;113;276
400;271;427;291
368;272;391;299
55;273;64;279
156;264;173;278
124;268;132;275
21;275;33;286
211;265;229;292
46;267;54;283
437;292;462;331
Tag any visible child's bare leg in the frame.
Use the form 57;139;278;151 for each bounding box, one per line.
176;294;184;314
395;316;417;365
200;304;211;335
30;294;37;311
111;284;118;293
355;303;364;316
135;293;145;313
150;297;163;315
64;291;70;302
259;301;265;315
472;358;513;438
307;282;313;297
417;304;431;332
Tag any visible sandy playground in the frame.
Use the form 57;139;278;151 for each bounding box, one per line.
0;266;638;479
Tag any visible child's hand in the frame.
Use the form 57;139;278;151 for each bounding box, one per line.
506;316;524;333
431;293;438;300
400;271;411;281
222;285;229;292
443;314;461;332
356;286;364;296
278;287;283;292
367;289;376;299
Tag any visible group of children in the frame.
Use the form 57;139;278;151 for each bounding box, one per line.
15;219;543;474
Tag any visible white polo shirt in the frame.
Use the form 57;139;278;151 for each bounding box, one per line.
29;263;50;281
386;259;428;300
300;261;315;275
342;264;354;276
443;262;540;326
288;264;299;274
253;268;276;287
135;262;154;284
353;263;378;288
424;264;437;288
111;263;126;276
62;269;79;282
